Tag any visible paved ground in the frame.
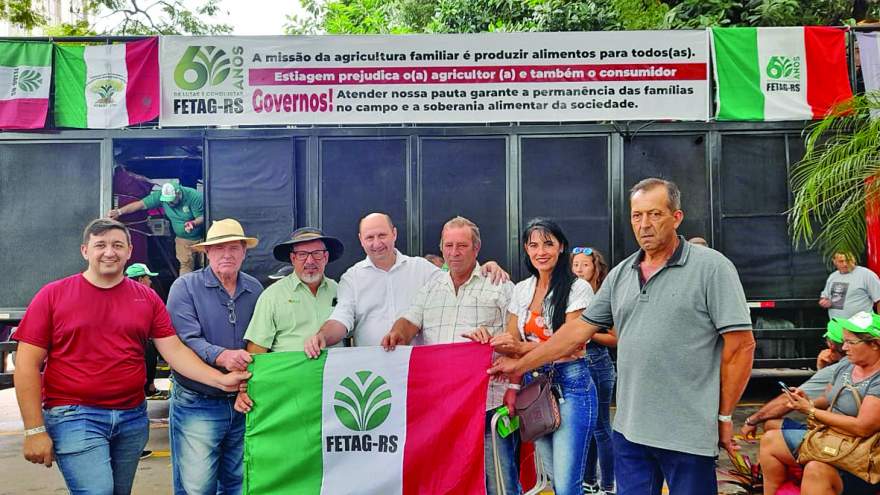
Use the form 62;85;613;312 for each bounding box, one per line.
0;369;812;495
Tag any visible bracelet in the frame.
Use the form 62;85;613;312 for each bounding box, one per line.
808;407;817;422
24;426;46;437
717;414;733;423
506;383;521;391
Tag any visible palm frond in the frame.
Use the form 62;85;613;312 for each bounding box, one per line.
789;92;880;260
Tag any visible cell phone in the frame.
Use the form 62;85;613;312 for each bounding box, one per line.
778;381;796;399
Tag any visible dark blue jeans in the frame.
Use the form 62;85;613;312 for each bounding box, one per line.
584;346;615;491
526;359;597;495
613;430;716;495
169;383;244;495
44;402;149;495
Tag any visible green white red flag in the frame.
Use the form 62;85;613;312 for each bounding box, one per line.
0;41;51;129
244;343;492;494
711;27;852;121
54;37;159;128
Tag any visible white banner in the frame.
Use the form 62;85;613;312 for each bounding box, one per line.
159;32;710;126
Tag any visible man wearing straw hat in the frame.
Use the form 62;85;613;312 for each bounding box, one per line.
166;218;263;495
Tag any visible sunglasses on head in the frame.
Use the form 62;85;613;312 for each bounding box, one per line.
571;247;593;256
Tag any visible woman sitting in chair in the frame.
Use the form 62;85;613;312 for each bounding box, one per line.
759;311;880;495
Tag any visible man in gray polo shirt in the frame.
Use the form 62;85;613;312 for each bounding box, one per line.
489;178;755;495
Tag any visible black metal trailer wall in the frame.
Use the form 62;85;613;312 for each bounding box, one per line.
1;122;830;369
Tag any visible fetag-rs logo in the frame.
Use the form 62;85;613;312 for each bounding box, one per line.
326;371;398;453
765;55;801;93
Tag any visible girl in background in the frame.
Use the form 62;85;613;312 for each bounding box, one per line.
572;247;617;495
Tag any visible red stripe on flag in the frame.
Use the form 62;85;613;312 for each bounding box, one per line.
403;343;492;495
805;27;852;119
124;37;159;125
0;98;47;129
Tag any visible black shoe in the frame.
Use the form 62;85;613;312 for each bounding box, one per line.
140;450;152;460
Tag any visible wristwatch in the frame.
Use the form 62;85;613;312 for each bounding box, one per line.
717;414;733;423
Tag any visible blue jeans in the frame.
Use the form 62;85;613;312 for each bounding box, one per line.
526;359;597;495
170;383;244;495
613;430;716;495
44;402;149;495
484;409;521;495
584;346;616;490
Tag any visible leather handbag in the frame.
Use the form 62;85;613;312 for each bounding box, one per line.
797;382;880;483
514;374;561;443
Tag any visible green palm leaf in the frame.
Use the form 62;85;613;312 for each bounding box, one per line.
789;92;880;261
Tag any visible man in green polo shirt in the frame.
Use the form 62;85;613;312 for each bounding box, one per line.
108;183;205;275
243;227;343;353
234;227;343;413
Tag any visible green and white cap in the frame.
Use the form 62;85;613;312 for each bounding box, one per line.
838;311;880;339
125;263;158;278
823;318;844;344
159;182;179;202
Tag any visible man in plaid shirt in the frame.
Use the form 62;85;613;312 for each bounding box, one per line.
382;216;518;495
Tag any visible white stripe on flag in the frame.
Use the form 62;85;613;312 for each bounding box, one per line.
856;32;880;119
0;65;51;100
84;44;129;128
757;27;811;120
321;347;411;495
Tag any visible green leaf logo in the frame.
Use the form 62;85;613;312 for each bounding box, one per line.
17;69;42;92
766;56;800;80
174;45;232;90
333;371;392;432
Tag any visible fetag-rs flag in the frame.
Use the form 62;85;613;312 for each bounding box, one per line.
711;27;852;120
244;343;492;495
0;41;51;129
54;37;159;128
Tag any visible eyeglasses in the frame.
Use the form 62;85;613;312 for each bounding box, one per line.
292;249;328;261
843;338;871;346
225;300;236;325
571;247;593;256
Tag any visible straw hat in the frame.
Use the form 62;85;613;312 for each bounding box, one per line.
190;219;259;253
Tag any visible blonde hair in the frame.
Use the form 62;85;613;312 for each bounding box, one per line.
832;251;856;264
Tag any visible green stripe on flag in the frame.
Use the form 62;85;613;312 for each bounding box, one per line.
0;41;50;67
53;45;88;128
245;352;325;494
713;28;764;120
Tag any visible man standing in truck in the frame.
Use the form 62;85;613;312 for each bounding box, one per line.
108;182;204;275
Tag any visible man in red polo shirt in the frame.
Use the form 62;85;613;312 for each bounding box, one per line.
13;218;249;494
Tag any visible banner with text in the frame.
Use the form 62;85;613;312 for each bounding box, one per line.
159;32;710;126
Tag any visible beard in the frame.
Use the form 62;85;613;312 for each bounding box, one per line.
299;271;324;285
